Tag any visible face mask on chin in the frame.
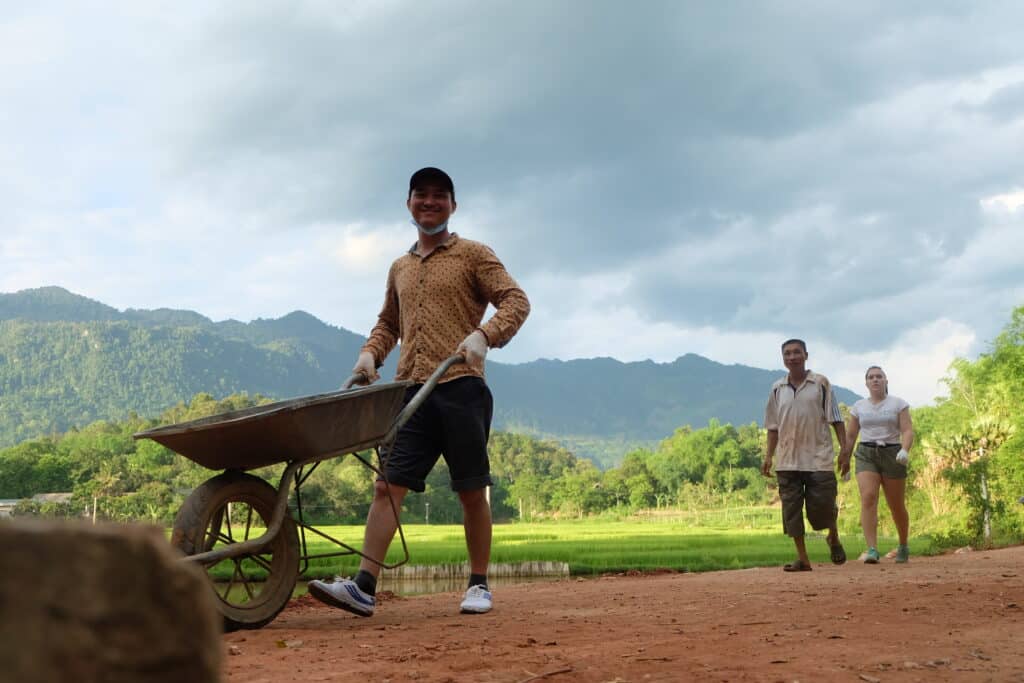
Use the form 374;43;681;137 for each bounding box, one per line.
411;218;448;236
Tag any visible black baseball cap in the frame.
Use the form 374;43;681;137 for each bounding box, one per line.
409;167;454;199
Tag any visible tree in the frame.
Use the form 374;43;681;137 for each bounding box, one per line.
550;460;605;518
88;462;124;523
938;419;1013;544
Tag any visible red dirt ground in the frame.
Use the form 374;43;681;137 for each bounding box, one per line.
222;545;1024;682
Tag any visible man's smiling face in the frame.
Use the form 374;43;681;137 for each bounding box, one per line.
408;186;455;230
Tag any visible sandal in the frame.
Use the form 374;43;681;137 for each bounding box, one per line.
829;542;847;565
783;560;812;572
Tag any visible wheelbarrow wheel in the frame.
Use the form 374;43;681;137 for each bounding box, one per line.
172;470;299;631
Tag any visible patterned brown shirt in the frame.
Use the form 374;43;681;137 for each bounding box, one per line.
361;233;530;383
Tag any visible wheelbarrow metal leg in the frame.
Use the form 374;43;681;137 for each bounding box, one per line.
185;460;303;565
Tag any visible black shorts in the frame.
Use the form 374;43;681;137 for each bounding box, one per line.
378;376;493;493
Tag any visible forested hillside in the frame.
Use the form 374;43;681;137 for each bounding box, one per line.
0;320;333;444
0;286;860;464
0;287;389;446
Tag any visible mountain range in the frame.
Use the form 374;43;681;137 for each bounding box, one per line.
0;286;860;465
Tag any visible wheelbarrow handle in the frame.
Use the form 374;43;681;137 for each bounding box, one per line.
340;371;373;391
383;354;466;443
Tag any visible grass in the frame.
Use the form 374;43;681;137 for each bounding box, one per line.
198;505;956;583
293;506;941;579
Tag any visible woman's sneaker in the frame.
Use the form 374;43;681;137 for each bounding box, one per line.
308;577;375;617
895;545;910;563
864;547;880;564
460;585;493;614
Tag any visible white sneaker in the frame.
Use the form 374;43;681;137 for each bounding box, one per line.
308;577;375;617
460;584;493;614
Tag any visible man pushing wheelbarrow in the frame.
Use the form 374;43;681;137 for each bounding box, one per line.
309;167;530;617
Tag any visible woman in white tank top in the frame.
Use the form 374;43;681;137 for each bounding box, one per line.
841;366;915;564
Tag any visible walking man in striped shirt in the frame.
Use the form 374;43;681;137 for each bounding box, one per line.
762;339;850;571
309;167;530;616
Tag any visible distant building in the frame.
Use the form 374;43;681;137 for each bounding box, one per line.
0;493;76;518
31;493;74;505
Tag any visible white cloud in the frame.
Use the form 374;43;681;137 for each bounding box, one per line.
326;223;411;276
822;320;977;406
981;189;1024;213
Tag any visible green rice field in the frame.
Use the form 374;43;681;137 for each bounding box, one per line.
290;506;937;579
200;506;942;584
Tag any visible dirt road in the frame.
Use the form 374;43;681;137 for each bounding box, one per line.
223;545;1024;682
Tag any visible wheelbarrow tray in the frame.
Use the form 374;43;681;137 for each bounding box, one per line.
134;381;412;471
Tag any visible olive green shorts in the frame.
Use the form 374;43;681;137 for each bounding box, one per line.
855;443;907;479
776;470;838;538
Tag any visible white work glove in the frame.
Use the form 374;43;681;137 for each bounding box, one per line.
896;448;910;465
456;330;488;371
350;351;380;385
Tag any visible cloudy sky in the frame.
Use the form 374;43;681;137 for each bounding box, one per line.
2;2;1022;405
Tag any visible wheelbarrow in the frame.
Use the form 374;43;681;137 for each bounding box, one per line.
134;355;465;631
